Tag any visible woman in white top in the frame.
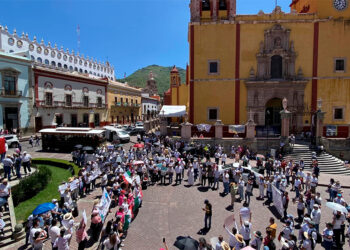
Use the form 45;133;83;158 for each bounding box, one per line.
103;232;120;250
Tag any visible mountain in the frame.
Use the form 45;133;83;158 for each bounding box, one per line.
117;65;186;96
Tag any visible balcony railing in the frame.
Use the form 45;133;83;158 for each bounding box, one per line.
0;88;22;97
37;100;106;108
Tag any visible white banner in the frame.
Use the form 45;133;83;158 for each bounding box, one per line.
70;179;79;191
98;188;111;222
272;184;284;217
58;184;67;194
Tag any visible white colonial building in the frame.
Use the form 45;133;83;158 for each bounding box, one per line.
141;93;160;120
33;66;108;131
0;25;115;80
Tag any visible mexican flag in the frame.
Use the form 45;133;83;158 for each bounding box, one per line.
123;171;133;184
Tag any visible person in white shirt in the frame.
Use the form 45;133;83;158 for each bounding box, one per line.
175;164;182;185
223;221;238;249
310;174;318;193
54;229;71;250
103;232;120;250
222;170;230;194
221;153;227;165
213;166;221;190
22;151;32;175
294;177;302;198
239;220;252;246
49;219;60;248
310;204;321;232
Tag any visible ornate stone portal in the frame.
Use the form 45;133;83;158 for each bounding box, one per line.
245;24;307;133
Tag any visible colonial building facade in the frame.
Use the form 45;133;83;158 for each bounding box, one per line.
0;25;115;80
33;66;108;131
107;81;142;124
0;51;33;132
184;0;350;136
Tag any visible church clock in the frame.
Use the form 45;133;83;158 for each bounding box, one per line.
333;0;348;11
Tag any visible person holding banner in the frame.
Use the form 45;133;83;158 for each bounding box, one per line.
76;219;88;250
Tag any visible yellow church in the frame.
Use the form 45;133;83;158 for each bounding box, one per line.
167;0;350;137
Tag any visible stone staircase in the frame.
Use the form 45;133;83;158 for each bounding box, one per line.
0;208;15;247
284;143;350;175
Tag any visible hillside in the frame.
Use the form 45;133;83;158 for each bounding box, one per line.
118;65;186;96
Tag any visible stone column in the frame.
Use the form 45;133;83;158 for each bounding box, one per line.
160;119;167;136
214;120;223;139
245;120;256;139
316;111;325;145
181;122;193;140
280;109;292;138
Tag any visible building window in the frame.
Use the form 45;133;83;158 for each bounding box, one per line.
65;94;72;107
45;92;53;106
69;66;73;71
114;97;118;103
83;96;89;107
202;0;210;11
45;59;49;65
97;97;102;108
51;61;56;67
37;57;42;63
219;0;227;10
83;113;89;127
135;99;138;104
271;55;283;79
58;63;62;68
208;60;219;75
94;113;100;127
120;97;123;103
334;107;344;120
131;99;133;103
334;58;346;72
126;98;128;103
2;75;17;95
208;108;218;121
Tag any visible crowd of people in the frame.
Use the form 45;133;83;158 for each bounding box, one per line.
1;131;350;249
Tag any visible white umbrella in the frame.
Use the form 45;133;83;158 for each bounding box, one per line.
326;202;348;213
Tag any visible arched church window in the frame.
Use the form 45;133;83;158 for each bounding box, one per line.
271;55;282;79
202;0;210;11
219;0;227;10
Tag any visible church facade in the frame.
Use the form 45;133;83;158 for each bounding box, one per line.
183;0;350;136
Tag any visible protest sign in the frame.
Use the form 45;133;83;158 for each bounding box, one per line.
58;184;67;194
82;210;87;225
98;188;111;222
239;207;251;223
272;184;284;217
70;179;79;191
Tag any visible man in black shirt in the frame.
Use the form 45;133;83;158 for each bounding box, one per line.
202;199;212;229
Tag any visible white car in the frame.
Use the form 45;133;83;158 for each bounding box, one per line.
116;130;130;143
3;135;19;148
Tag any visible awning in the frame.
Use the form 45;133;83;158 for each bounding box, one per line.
159;105;186;117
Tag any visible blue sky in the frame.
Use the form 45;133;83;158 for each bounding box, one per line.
1;0;291;78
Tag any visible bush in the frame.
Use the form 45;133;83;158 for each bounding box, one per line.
12;165;52;206
32;158;80;175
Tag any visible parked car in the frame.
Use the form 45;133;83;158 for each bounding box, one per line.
3;135;19;148
104;126;130;143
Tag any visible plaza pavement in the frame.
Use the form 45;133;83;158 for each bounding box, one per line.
4;139;350;249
